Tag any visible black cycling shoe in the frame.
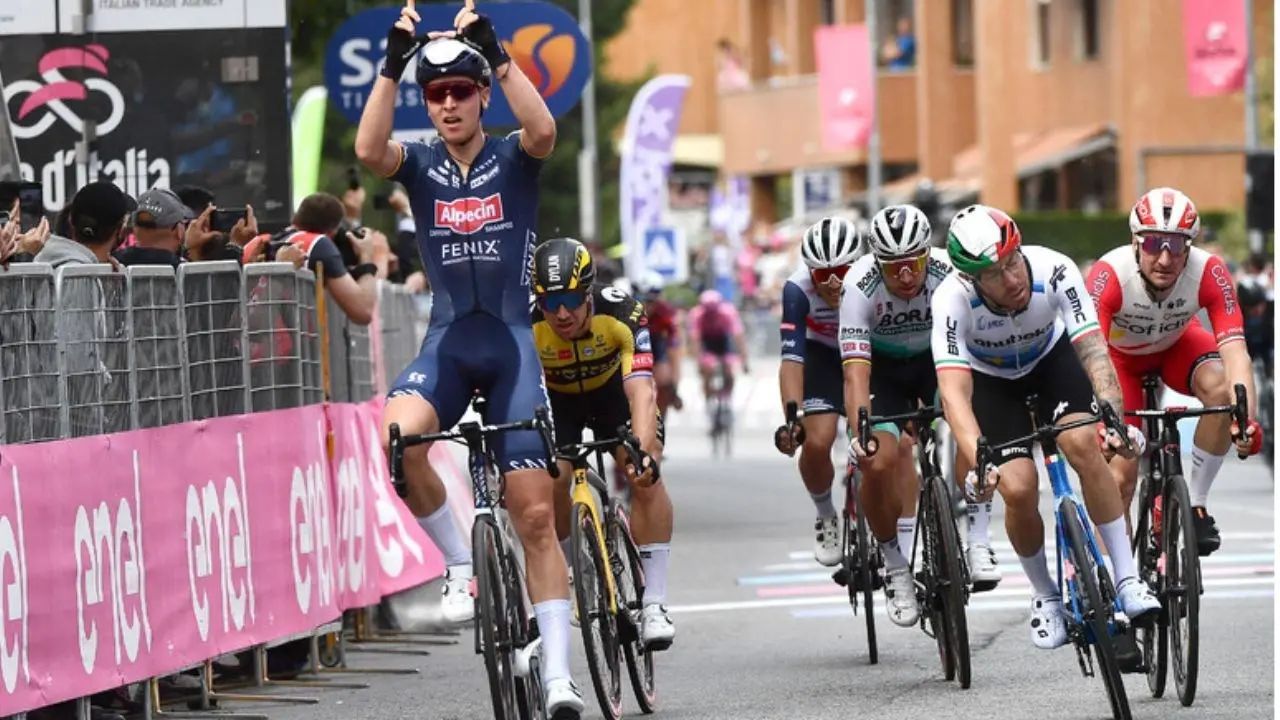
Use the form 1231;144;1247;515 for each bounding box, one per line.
1192;506;1221;556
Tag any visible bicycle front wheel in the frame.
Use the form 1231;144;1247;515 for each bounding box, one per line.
1061;499;1132;720
474;516;519;720
570;502;623;720
610;502;657;714
1164;475;1201;707
927;477;971;689
852;476;879;665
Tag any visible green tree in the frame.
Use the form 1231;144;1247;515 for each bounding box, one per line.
288;0;646;244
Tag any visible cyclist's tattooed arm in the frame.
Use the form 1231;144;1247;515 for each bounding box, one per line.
1073;331;1124;415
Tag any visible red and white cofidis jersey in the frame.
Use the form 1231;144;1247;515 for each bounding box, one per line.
1086;246;1245;356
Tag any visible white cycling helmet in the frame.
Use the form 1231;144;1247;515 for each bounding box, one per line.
867;204;932;259
1129;187;1201;239
800;216;861;269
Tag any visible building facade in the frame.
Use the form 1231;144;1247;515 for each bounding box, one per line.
604;0;1274;223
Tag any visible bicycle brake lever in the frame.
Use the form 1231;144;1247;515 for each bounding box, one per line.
1232;383;1250;460
974;436;990;497
1097;400;1133;453
857;407;878;457
388;423;408;499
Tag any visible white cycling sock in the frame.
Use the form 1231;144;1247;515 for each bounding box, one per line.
968;501;993;545
1017;546;1059;600
879;537;909;570
533;599;572;683
896;517;917;558
810;490;837;519
1189;445;1227;507
1097;517;1138;587
419;505;471;567
639;543;670;606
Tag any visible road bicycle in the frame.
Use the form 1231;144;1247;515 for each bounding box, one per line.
707;358;734;457
556;429;658;720
1127;377;1248;707
975;396;1136;720
782;401;882;664
388;393;557;720
862;404;972;689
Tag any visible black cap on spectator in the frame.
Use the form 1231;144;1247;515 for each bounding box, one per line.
134;188;195;228
173;185;215;213
69;181;137;242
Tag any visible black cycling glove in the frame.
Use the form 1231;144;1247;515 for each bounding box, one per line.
381;24;422;81
459;13;511;73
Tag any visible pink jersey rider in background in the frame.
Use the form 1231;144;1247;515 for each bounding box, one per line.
688;289;750;399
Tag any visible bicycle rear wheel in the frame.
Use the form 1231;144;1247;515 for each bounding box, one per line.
1132;474;1168;698
927;477;971;689
1061;499;1132;720
570;502;623;720
474;517;519;720
1164;476;1201;707
610;503;657;714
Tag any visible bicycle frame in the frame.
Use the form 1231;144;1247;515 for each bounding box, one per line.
569;459;620;615
1042;448;1121;637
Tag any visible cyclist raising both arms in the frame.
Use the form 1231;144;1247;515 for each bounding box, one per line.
774;217;862;569
932;205;1160;650
636;271;684;418
354;2;584;715
530;240;676;651
688;289;751;405
1087;187;1262;555
839;207;986;628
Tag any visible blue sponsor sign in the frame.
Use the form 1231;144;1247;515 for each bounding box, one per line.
323;2;592;130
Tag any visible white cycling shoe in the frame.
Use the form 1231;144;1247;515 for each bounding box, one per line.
640;603;675;651
966;543;1002;592
883;566;920;627
1116;578;1161;620
544;677;585;719
440;564;475;624
814;516;842;567
1029;596;1068;649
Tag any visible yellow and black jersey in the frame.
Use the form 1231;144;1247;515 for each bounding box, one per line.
532;287;655;394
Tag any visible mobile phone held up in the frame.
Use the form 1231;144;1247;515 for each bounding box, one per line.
210;208;244;234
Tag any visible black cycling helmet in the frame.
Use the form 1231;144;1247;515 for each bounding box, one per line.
416;37;492;87
532;238;594;295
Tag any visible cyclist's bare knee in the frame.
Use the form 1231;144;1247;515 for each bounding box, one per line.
1111;453;1140;504
505;468;557;550
382;394;447;513
863;431;900;479
995;459;1038;514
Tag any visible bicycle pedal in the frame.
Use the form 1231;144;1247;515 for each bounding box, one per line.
831;568;850;587
971;579;999;594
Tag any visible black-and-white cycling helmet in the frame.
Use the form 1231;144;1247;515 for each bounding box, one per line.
867;205;932;259
417;37;492;87
800;217;861;269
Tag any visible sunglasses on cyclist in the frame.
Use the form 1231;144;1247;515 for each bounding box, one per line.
879;252;928;278
423;80;479;105
539;290;589;313
1138;233;1191;256
810;265;851;287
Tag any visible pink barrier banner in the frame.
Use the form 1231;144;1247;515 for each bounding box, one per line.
814;24;875;151
1182;0;1248;97
0;403;447;715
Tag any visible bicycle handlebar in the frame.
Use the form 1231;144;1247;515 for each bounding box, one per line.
1126;382;1250;460
386;405;559;498
859;405;947;459
974;399;1125;496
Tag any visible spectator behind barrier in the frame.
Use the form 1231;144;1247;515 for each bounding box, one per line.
242;192;383;325
115;188;197;267
34;181;135;268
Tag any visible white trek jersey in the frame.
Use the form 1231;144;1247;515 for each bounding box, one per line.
1088;246;1243;355
930;245;1101;379
780;265;840;363
839;248;953;362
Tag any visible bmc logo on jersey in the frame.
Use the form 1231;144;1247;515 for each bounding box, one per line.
435;194;505;235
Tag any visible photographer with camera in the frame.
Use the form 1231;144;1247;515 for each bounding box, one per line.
241;192;384;325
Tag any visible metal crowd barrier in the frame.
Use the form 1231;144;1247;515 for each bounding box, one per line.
0;261;429;720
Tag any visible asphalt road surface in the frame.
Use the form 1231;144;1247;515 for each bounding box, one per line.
251;360;1274;720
